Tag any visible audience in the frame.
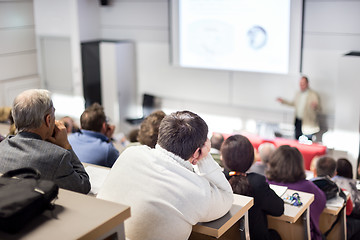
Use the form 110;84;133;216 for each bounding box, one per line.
210;132;224;167
68;103;119;168
97;111;233;240
266;145;326;240
221;135;283;240
137;110;166;148
314;156;360;240
333;158;360;217
248;142;276;176
0;89;90;194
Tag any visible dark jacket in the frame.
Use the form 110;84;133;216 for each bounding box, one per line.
227;172;284;240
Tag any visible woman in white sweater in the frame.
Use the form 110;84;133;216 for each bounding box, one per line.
97;111;234;240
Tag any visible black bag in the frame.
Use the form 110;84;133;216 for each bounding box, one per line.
0;167;59;233
311;176;345;200
311;176;347;237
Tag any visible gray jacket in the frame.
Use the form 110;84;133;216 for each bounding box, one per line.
0;132;90;194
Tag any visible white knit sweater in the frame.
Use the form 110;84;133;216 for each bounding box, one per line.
97;145;233;240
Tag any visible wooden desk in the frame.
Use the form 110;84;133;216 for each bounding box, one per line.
189;194;254;240
319;194;348;240
0;189;131;240
267;189;314;240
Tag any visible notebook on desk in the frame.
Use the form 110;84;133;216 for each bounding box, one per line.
269;184;288;197
85;166;110;196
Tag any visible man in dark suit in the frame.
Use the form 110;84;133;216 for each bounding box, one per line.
0;89;90;194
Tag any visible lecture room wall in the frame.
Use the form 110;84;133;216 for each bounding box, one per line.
1;0;360;133
98;0;360;130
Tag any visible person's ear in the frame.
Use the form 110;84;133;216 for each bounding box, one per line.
189;147;201;165
44;114;51;127
101;122;107;134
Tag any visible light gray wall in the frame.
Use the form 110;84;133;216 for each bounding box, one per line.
0;0;40;107
99;0;360;133
1;0;360;135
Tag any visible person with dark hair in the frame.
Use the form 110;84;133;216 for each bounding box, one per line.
97;111;233;240
277;76;321;140
266;145;326;240
210;132;225;166
137;110;166;148
315;156;337;178
68;103;119;168
333;158;360;218
314;156;360;240
0;89;90;194
221;135;283;240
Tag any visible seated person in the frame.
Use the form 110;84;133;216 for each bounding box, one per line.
333;158;360;218
97;111;233;240
68;103;119;168
314;156;360;240
0;89;90;194
248;142;276;176
137;110;166;148
210;132;224;167
221;135;283;240
266;145;326;240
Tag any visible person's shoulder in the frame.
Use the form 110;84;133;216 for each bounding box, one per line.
247;172;267;186
121;144;150;156
67;132;81;140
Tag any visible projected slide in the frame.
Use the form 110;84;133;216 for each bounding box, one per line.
178;0;290;74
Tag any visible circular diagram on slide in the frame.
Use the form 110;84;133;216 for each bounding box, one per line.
247;25;267;50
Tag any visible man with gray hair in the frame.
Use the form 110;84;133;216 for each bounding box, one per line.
249;142;276;176
0;89;90;194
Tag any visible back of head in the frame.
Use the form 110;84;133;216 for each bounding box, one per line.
157;111;208;160
221;134;253;196
128;128;139;143
80;103;106;132
266;145;306;183
210;133;224;151
221;135;254;173
12;89;53;131
337;158;353;179
137;110;166;148
258;142;276;164
316;156;336;177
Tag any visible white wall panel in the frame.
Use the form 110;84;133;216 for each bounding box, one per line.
304;34;360;50
0;28;36;54
101;1;168;28
231;72;297;110
0;1;34;28
136;42;231;105
0;53;37;81
305;1;360;34
101;28;168;42
0;76;40;106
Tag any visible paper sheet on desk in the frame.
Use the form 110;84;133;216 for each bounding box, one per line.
85;166;110;195
326;195;345;208
269;184;288;197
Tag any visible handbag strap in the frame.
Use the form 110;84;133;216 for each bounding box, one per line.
2;167;41;179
